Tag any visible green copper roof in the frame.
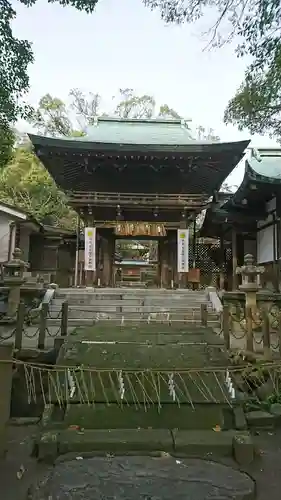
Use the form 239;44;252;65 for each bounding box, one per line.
247;148;281;181
75;117;195;145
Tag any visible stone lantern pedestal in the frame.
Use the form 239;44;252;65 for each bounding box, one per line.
2;248;29;320
236;254;265;352
236;254;264;310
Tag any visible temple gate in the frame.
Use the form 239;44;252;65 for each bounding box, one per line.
29;118;248;288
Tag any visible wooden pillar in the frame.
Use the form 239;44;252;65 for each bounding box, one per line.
219;232;225;290
232;228;238;290
109;232;115;287
101;230;114;287
157;239;161;287
159;238;169;288
273;213;279;292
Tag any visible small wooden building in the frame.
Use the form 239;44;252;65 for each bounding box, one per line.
201;148;281;291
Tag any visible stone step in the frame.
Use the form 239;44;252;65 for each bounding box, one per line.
49;311;218;321
38;428;252;460
48;403;229;431
57;287;207;294
49;300;213;313
48;317;220;326
67;331;224;346
51;298;209;306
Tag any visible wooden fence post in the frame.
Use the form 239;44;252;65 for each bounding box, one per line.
222;304;230;350
14;302;25;351
201;303;208;326
245;305;254;352
278;310;281;358
38;302;48;350
60;301;68;337
261;307;271;359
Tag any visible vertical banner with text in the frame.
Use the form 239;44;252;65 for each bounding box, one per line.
84;227;96;271
177;229;189;273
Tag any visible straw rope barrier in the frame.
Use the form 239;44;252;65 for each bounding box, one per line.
7;358;281;408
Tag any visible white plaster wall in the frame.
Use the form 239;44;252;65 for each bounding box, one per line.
19;227;31;262
0;213;11;262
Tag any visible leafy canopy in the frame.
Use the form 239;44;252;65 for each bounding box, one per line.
29;88;218;140
144;1;281;140
0;0;98;166
0;145;77;228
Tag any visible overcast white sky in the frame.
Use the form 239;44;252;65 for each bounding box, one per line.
13;0;279;188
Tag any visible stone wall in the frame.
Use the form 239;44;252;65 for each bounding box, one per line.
0;213;12;262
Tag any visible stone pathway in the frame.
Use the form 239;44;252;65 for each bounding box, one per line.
28;456;255;499
2;424;281;500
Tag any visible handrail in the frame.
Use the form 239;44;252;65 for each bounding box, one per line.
69;191;209;207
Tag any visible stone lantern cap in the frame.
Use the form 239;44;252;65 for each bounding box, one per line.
3;248;29;278
236;253;264;289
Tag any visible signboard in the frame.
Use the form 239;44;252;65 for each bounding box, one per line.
84;227;96;271
177;229;189;273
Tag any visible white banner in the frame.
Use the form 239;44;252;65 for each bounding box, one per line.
84;227;96;271
177;229;189;273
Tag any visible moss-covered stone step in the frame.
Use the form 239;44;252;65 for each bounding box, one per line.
38;428;253;462
57;342;227;369
70;324;219;338
68;331;223;346
62;403;227;430
172;429;253;458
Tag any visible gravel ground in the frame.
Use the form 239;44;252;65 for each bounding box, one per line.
1;425;281;500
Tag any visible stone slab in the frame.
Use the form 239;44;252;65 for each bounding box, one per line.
58;428;174;455
246;410;275;429
233;433;255;466
28;456;255;500
172;429;247;458
57;340;227;369
63;402;226;430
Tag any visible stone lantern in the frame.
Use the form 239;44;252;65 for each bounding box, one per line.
3;248;29;319
236;254;264;310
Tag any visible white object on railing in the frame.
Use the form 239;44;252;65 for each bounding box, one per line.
207;287;223;313
225;369;236;399
67;369;76;399
168;373;176;402
118;370;125;400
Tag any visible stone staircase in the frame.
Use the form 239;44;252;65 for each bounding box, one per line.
48;288;221;327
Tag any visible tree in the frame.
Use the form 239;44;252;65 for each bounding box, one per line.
224;57;281;140
30;88;187;136
0;0;98;167
0;145;76;229
113;89;156;119
143;1;280;62
197;125;220;141
142;1;281;140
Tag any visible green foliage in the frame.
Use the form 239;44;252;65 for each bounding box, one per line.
224;51;281;139
143;0;280;61
114;89;156;119
143;1;281;139
0;0;99;167
0;146;76;229
30;88;213;139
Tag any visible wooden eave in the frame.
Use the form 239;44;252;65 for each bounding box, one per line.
28;134;250;199
29;134;249;155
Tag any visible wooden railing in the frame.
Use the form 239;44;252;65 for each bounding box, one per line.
69;191;209;208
